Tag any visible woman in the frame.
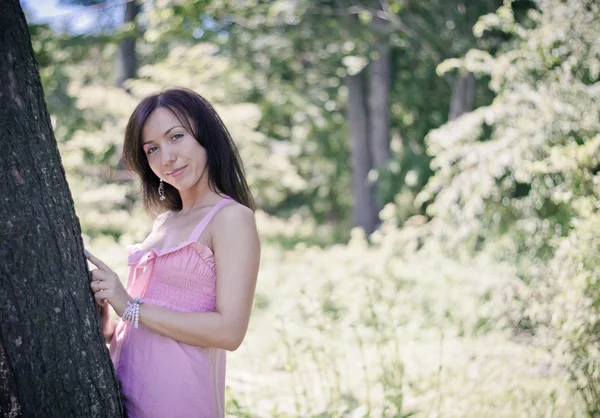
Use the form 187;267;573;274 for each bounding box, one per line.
84;87;260;418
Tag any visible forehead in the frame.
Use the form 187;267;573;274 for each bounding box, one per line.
141;107;182;141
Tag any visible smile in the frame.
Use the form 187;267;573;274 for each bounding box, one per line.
166;166;187;177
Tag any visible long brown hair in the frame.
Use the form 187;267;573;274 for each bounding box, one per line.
122;87;255;216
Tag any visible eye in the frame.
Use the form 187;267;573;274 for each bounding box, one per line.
171;133;184;141
146;146;158;155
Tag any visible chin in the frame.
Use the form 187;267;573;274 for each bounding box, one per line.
168;175;190;189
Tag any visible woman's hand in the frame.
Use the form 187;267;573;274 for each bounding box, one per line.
85;250;131;317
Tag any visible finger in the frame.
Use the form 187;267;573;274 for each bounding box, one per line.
97;281;109;293
94;292;109;304
90;280;101;293
90;269;109;282
84;250;110;272
95;297;107;308
93;279;109;293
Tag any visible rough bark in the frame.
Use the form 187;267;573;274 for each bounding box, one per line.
116;0;139;89
368;41;391;208
448;71;476;121
345;73;378;234
0;1;124;417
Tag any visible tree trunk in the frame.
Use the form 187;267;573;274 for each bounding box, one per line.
116;0;139;89
448;71;475;121
345;73;378;234
368;41;391;207
0;1;124;416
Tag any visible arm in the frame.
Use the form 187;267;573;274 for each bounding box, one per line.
102;318;118;344
136;204;260;351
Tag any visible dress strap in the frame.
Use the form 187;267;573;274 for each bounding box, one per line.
188;197;234;242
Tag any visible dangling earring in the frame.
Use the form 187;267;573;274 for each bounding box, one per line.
158;180;166;201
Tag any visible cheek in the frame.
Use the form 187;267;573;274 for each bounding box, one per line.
187;141;207;165
196;145;208;162
146;154;161;176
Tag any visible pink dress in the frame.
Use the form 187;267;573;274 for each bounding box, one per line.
109;197;234;418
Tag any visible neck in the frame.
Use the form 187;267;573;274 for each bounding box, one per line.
178;180;214;215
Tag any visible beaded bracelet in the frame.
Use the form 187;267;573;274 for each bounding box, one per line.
122;297;143;329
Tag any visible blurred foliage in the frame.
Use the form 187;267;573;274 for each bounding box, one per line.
418;0;600;414
24;0;600;415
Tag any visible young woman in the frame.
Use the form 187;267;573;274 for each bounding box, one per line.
84;87;260;418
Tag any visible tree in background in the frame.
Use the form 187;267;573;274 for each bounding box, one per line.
56;0;140;89
116;0;140;89
0;1;124;415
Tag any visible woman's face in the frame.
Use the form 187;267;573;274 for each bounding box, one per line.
141;107;208;193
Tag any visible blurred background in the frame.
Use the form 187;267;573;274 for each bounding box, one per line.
22;0;600;416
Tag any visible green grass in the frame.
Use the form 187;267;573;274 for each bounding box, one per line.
225;239;585;417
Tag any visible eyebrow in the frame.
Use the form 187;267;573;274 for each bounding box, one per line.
142;126;183;146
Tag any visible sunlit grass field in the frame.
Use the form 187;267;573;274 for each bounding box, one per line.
88;213;585;417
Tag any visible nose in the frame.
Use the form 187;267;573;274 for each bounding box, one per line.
161;145;176;166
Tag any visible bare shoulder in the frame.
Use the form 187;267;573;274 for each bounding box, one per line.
214;201;256;229
155;211;170;223
212;201;260;256
151;211;172;232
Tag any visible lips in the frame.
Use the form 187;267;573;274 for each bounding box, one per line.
166;165;187;177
